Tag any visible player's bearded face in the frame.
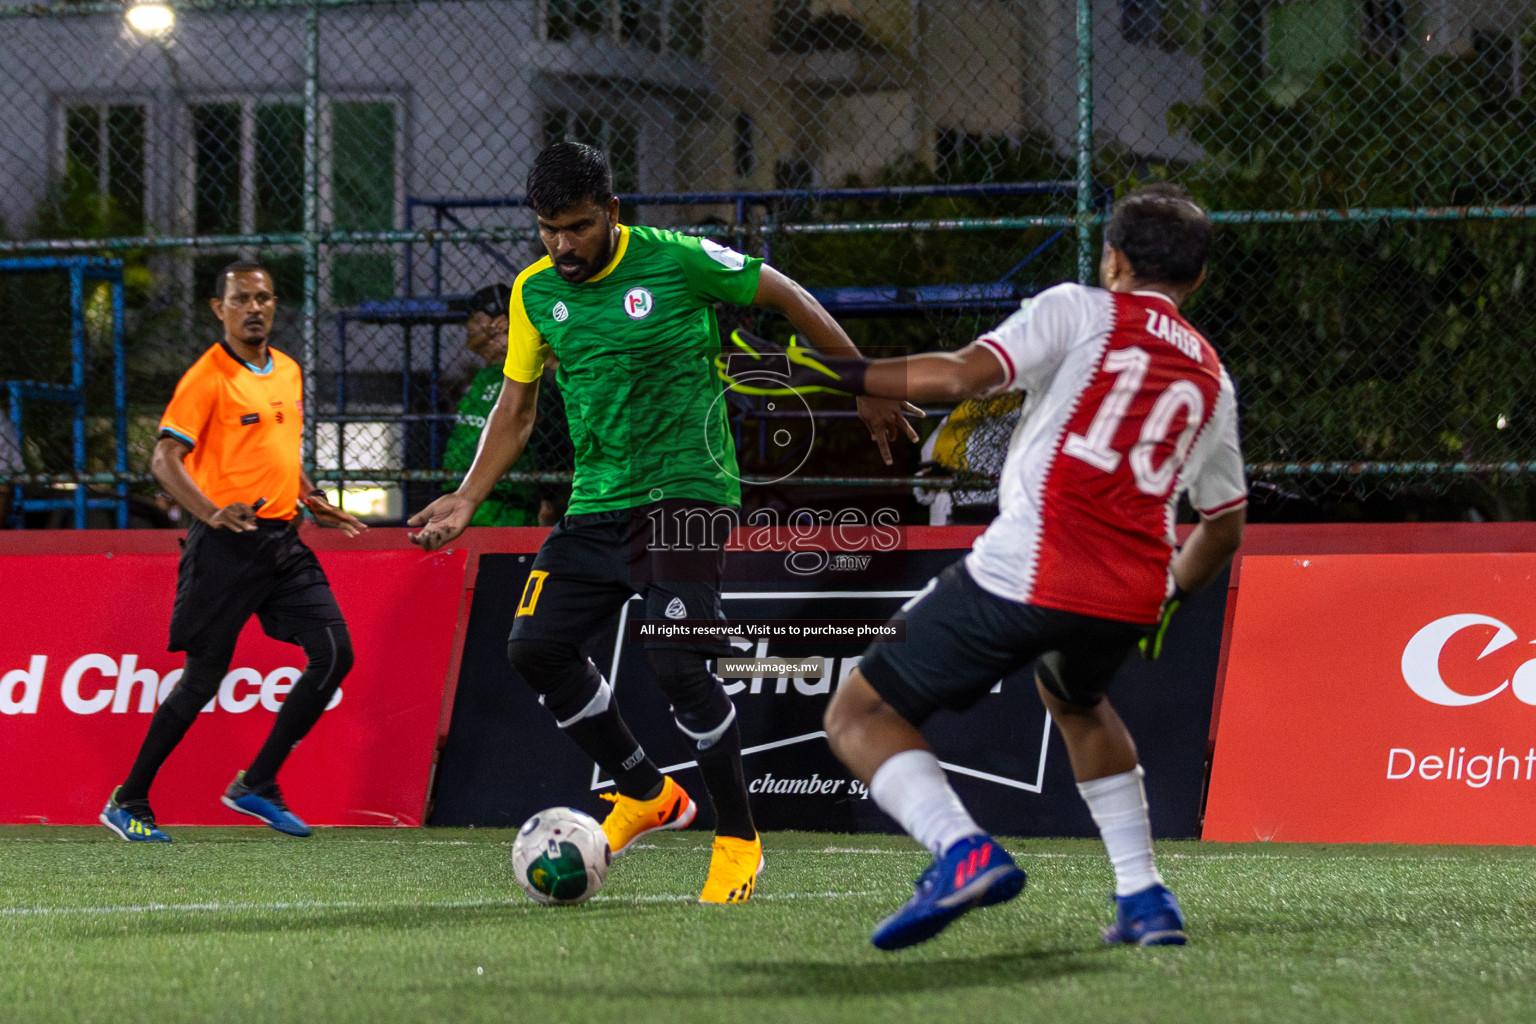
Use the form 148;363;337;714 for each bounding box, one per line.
538;198;620;283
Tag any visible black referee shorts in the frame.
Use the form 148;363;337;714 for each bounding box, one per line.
858;560;1149;726
168;518;346;657
508;499;733;656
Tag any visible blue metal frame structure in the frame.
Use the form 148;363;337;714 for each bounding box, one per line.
403;182;1083;314
329;296;465;493
0;256;128;529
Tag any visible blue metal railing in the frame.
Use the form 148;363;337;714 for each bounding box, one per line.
0;257;128;528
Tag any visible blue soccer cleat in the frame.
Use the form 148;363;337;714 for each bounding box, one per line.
221;772;312;837
99;787;171;843
871;834;1026;951
1102;883;1187;946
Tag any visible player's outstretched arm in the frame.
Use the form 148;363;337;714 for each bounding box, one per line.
150;435;256;532
750;265;920;466
863;344;1008;404
720;331;1006;406
408;375;539;551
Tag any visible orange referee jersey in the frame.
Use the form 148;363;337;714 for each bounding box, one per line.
159;342;304;520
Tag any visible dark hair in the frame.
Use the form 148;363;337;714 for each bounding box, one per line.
451;282;512;318
1103;183;1211;286
526;142;613;216
212;259;273;299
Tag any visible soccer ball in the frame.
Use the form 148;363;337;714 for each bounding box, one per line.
511;807;611;905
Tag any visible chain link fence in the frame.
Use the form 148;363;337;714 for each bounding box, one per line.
1;0;1533;525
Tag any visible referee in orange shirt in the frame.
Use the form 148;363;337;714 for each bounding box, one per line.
100;261;367;842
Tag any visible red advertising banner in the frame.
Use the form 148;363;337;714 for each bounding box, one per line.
0;547;467;827
1205;554;1536;844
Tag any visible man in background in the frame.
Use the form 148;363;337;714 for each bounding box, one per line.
443;283;547;526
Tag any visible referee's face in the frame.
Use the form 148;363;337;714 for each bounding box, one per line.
537;197;621;283
211;270;276;346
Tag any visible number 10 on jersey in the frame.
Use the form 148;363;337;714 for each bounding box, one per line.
1061;346;1206;498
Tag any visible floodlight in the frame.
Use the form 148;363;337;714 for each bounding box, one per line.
126;2;175;38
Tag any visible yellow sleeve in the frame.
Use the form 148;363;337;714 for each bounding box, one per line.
503;260;552;383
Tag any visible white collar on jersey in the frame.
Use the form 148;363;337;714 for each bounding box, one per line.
1131;289;1180;307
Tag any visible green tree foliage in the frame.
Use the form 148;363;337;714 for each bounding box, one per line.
1166;43;1536;477
0;160;169;478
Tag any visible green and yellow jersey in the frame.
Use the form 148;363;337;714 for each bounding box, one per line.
504;225;762;513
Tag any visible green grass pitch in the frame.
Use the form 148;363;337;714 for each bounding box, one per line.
3;827;1534;1023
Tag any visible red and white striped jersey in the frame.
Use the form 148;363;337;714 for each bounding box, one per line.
965;282;1247;624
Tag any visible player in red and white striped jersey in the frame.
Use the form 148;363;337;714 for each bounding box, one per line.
965;266;1245;622
804;184;1246;949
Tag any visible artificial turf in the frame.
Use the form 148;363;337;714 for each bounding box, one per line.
3;827;1534;1023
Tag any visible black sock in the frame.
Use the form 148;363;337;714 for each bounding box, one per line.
562;707;664;800
242;688;323;790
244;625;352;790
119;648;230;803
695;717;756;840
118;702;197;804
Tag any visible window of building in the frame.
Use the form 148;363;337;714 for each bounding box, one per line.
1361;0;1408;63
1120;0;1163;46
547;0;610;42
62;103;146;234
620;0;661;49
733;111;755;180
189;98;398;305
668;0;704;58
543;108;640;195
191;101;303;235
330;101;399;306
549;0;704;56
772;1;876;53
774;155;814;192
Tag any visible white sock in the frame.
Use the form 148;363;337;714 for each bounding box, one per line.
868;749;984;857
1077;765;1163;897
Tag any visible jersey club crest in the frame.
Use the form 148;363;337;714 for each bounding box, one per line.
623;287;654;320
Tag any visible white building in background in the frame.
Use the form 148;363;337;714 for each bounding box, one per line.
6;1;1523;264
0;0;1526;494
0;2;1221;259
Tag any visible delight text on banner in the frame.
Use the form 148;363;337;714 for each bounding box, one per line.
1206;554;1536;845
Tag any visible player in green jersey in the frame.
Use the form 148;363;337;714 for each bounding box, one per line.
441;283;569;527
409;142;917;902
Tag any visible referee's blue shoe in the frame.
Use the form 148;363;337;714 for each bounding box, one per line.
100;787;171;843
1101;883;1187;946
221;772;312;837
871;834;1026;951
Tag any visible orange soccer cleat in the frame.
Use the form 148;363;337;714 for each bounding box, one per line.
598;774;697;855
699;833;764;904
